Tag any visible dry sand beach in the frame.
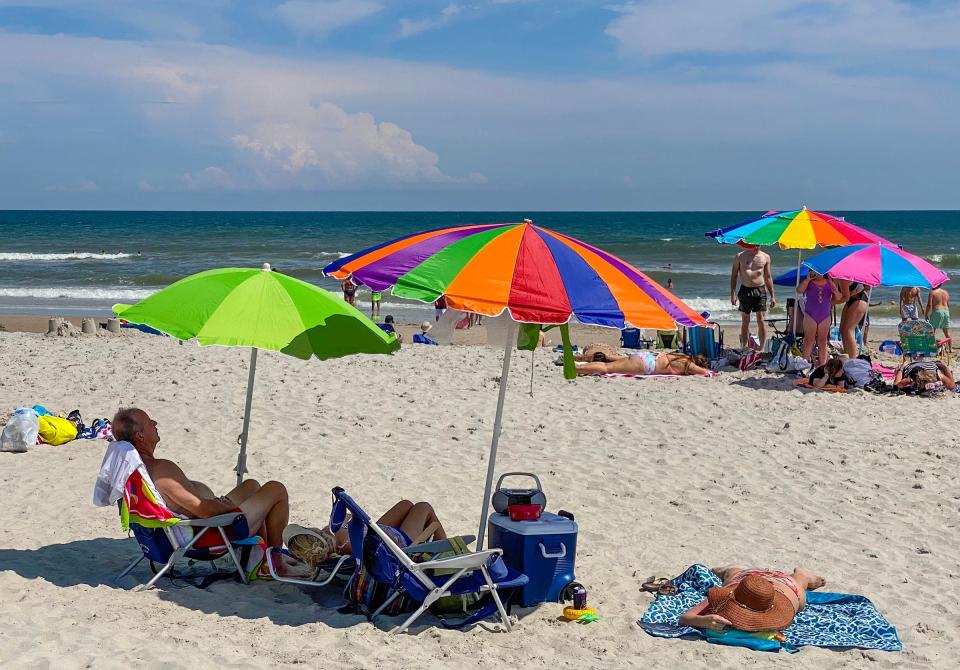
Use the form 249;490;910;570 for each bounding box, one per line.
1;327;957;669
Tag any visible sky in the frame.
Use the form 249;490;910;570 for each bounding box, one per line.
1;0;958;211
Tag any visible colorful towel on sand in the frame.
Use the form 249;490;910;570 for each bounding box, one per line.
637;564;902;654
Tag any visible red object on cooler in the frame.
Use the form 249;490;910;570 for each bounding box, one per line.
508;504;542;521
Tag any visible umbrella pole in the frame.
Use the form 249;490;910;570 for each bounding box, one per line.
235;347;258;487
529;349;535;397
477;319;518;550
792;249;803;337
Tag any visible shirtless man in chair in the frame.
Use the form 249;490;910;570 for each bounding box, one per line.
112;407;290;550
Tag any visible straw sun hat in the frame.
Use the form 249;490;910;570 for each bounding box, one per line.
706;575;796;631
282;524;336;566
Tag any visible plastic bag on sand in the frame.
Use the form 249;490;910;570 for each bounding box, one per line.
1;408;40;452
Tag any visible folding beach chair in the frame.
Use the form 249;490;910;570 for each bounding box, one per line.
114;465;261;590
898;319;952;364
683;324;724;360
655;329;680;350
620;328;653;349
330;487;529;634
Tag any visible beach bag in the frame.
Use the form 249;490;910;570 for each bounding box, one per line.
0;408;40;452
37;414;79;445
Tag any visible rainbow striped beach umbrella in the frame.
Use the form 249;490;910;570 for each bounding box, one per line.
324;220;706;330
803;243;948;289
705;207;888;249
325;220;706;548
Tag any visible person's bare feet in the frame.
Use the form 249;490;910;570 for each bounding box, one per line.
793;567;826;590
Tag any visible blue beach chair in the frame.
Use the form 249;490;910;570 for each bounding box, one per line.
620;328;653;349
683;325;723;360
330;487;529;634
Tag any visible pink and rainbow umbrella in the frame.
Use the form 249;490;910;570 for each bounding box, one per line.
705;207;889;249
803;243;948;289
324;220;705;330
324;220;706;548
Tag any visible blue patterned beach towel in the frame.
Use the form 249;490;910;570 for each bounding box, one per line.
637;564;902;653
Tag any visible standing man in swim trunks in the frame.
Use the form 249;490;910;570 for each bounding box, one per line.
926;285;951;346
730;244;776;349
899;286;924;321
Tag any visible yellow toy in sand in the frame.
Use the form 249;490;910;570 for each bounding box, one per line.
563;606;599;622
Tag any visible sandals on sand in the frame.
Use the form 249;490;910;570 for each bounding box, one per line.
640;576;678;596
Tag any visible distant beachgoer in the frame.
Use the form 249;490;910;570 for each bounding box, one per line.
797;271;840;367
370;290;382;318
894;359;954;395
808;358;847;389
926;286;951;343
838;281;868;358
100;249;106;254
412;321;438;345
137;250;142;257
434;296;447;321
666;278;674;290
899;286;924;321
377;314;402;343
575;351;712;377
678;566;825;632
341;277;356;305
730;245;775;350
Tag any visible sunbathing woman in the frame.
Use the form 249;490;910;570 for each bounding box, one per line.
808;358;847;389
893;360;955;395
679;566;826;632
576;350;712;377
285;499;447;565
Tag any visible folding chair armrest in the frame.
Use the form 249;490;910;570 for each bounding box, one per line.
180;512;244;528
415;548;502;571
404;534;476;556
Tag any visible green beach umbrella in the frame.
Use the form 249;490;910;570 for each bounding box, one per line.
115;263;398;485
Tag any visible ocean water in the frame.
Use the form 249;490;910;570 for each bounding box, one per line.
0;210;957;325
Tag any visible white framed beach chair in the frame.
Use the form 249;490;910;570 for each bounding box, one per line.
331;487;529;634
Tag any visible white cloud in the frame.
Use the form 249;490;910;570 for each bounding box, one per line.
182;166;235;191
399;3;464;38
277;0;383;36
606;0;960;58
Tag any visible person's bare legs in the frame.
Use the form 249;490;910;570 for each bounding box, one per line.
815;322;830;367
377;499;414;527
740;312;750;349
224;478;261;506
237;480;289;548
397;502;447;542
756;311;767;349
802;315;818;362
791;567;826;608
841;302;866;358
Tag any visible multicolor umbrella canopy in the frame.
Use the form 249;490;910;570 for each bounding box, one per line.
326;220;708;550
706;208;889;249
115;264;398;484
803;243;948;289
324;221;706;330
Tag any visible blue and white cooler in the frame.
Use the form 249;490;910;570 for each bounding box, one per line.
486;473;578;607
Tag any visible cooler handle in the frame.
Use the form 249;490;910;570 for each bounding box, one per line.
495;472;543;493
539;541;566;559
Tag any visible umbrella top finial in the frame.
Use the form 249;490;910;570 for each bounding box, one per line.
261;262;272;271
523;218;533;224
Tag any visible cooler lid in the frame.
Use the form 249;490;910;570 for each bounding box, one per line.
488;511;577;535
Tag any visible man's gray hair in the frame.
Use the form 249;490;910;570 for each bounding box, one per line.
112;407;144;443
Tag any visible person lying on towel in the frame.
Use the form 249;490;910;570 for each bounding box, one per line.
112;407;291;552
679;566;825;632
808;358;849;389
893;360;955;396
575;347;712;377
283;500;448;566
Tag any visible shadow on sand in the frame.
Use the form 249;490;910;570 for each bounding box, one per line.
0;539;517;633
